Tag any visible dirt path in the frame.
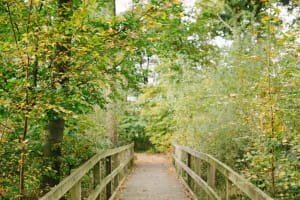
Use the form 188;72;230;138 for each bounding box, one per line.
115;153;191;200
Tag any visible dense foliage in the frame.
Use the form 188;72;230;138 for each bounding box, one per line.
0;0;183;198
137;0;299;199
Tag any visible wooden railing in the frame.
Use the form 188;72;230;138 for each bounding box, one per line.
172;143;273;200
40;143;134;200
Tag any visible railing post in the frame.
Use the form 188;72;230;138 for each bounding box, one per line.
187;153;192;187
195;157;201;195
113;153;119;191
226;178;232;200
106;156;112;199
130;144;134;168
178;148;183;177
93;161;101;200
71;181;81;200
207;164;216;200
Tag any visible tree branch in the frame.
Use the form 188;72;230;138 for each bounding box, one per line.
217;13;233;32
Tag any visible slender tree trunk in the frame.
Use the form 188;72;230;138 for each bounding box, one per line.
106;102;118;145
106;0;118;146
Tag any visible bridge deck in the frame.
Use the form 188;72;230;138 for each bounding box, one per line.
115;153;191;200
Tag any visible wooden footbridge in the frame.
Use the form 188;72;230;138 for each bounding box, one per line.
39;143;273;200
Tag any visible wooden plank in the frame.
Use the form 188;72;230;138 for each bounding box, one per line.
172;143;273;200
93;162;101;200
177;171;199;200
173;154;221;200
106;156;112;199
207;164;216;188
71;181;81;200
39;144;133;200
108;160;134;200
187;153;192;187
226;178;232;200
87;155;134;200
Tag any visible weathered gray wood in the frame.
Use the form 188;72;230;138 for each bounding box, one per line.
108;158;134;200
39;144;134;200
172;143;273;200
71;181;81;200
195;157;202;195
106;156;112;199
87;155;134;200
93;162;101;200
187;153;192;187
177;170;199;200
173;154;221;200
207;164;216;188
226;178;232;200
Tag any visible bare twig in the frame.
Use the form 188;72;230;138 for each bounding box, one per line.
19;0;33;199
216;13;233;33
6;2;19;50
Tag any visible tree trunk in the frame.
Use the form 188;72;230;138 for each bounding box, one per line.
106;102;118;145
41;0;71;191
106;0;118;146
42;118;65;188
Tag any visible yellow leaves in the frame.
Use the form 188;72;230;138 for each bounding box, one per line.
75;18;80;26
82;47;88;52
21;58;27;64
126;46;131;52
82;26;87;32
173;0;182;5
260;0;268;2
147;38;157;42
108;28;115;34
262;16;269;22
108;42;114;48
24;82;30;88
282;139;288;144
40;43;46;49
161;12;167;20
274;17;281;22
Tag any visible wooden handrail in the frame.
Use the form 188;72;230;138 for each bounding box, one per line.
40;143;134;200
172;143;273;200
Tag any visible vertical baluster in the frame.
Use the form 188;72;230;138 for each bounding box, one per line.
226;178;232;200
178;147;183;177
71;181;81;200
195;157;201;196
93;161;101;200
130;144;134;168
187;153;192;187
114;153;119;190
106;156;112;199
207;164;216;200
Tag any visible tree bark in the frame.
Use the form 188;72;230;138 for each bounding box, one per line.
42;118;65;188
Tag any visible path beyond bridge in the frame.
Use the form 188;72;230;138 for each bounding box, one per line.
115;153;191;200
